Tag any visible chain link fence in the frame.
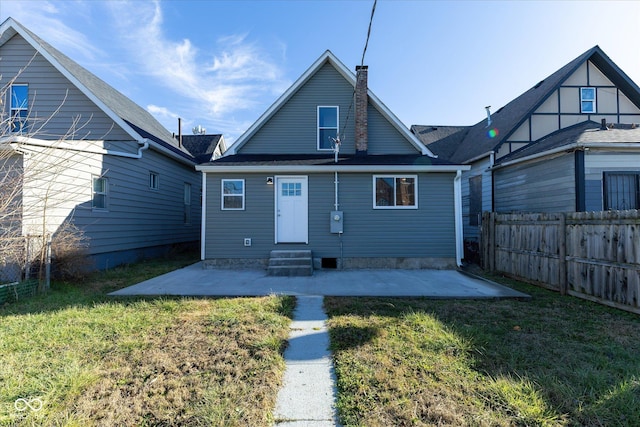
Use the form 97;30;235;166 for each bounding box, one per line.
0;235;50;304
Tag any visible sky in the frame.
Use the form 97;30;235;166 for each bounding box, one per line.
1;0;640;144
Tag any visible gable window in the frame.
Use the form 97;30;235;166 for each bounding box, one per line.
469;175;482;226
317;106;339;150
149;172;159;190
373;175;417;209
92;176;108;210
221;179;245;210
184;183;192;224
580;87;596;113
10;84;29;132
604;172;639;210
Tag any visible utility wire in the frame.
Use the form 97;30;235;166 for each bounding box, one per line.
339;0;378;142
361;0;377;66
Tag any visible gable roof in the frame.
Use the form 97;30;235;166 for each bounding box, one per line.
411;125;470;161
227;50;434;157
181;134;225;163
496;120;640;166
426;46;640;164
0;17;194;164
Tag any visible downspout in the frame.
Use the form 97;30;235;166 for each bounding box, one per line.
454;170;464;267
201;172;207;261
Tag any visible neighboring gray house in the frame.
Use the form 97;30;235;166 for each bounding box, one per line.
0;18;202;270
180;134;226;164
196;51;469;271
415;45;640;249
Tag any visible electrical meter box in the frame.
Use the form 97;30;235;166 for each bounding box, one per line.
330;211;343;234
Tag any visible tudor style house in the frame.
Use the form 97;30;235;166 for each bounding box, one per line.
197;51;469;273
0;17;203;272
415;46;640;246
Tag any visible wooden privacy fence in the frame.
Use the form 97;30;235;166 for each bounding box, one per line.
481;210;640;314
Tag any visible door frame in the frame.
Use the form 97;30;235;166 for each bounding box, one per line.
274;175;309;244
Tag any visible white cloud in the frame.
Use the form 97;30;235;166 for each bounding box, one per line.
147;105;179;121
0;0;104;62
104;0;289;130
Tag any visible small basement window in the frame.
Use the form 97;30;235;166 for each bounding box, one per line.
321;258;338;269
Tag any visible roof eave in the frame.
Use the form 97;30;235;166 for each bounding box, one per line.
196;164;470;173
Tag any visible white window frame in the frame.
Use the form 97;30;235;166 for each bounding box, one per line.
221;179;245;210
10;83;29;133
317;106;339;151
372;175;418;209
149;172;159;190
580;87;596;113
92;176;108;210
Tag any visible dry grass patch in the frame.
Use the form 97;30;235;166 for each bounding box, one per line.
326;277;640;426
1;254;294;426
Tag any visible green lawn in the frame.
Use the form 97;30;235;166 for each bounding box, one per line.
0;253;294;426
326;275;640;426
4;258;639;426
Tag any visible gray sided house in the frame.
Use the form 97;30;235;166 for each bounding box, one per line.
197;51;469;270
415;45;640;245
0;18;202;270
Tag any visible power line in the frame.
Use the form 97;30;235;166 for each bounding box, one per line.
339;0;378;143
361;0;377;66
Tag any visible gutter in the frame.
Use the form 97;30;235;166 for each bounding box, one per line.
4;135;149;159
491;142;640;170
196;164;471;173
464;150;495;165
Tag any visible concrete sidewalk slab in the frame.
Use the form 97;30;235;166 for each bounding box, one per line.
274;296;338;426
108;262;529;299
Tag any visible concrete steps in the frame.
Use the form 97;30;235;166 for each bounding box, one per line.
268;250;313;277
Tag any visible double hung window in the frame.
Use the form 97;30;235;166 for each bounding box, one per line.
222;179;245;210
580;87;596;113
10;84;28;132
317;106;339;150
92;177;108;210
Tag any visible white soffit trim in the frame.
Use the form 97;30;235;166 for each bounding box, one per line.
196;164;470;173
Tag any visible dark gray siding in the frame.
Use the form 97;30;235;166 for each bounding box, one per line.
461;158;492;242
585;180;603;211
204;171;456;259
69;148;202;255
494;154;575;213
0;34;131;141
239;63;418;155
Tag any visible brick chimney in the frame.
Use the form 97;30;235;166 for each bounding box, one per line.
355;65;368;155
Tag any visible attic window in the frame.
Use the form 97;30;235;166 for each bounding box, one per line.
317;106;339;150
10;84;29;132
581;87;596;113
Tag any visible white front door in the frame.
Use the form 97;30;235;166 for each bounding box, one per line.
275;176;308;243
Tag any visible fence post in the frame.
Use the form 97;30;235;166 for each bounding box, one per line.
558;213;567;295
488;212;496;273
45;234;51;291
24;236;30;281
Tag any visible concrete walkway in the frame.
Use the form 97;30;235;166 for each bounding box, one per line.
273;296;338;426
